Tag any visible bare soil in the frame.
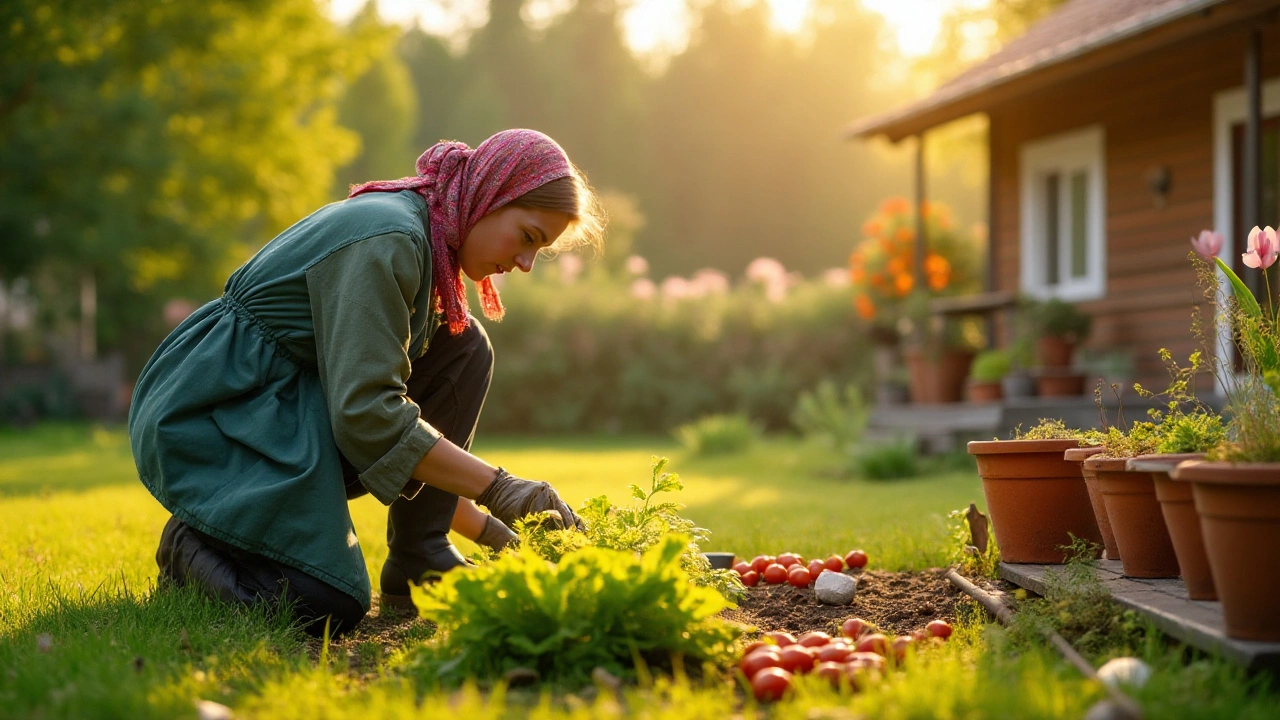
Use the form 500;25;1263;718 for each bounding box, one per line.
722;569;965;639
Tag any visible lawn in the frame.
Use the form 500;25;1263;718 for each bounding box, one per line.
1;423;1276;718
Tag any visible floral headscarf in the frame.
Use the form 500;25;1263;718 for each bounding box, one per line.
348;129;572;335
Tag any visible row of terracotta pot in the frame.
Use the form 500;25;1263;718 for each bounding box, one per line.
967;439;1280;642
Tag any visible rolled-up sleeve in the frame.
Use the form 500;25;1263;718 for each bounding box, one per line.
305;232;441;505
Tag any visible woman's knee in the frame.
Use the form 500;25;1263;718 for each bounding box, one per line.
460;317;494;373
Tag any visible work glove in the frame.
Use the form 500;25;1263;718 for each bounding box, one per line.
475;514;519;551
476;467;586;532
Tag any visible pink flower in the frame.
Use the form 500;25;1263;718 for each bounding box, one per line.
1190;229;1223;259
625;255;649;276
1243;226;1279;269
630;278;655;300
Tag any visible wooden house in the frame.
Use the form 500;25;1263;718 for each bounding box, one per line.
847;0;1280;399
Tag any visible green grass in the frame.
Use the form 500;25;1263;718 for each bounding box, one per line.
1;423;1276;718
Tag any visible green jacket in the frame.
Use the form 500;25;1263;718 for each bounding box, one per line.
130;190;445;608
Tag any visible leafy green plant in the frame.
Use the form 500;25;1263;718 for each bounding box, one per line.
674;413;761;456
514;457;741;599
406;535;743;688
849;437;921;480
791;380;867;451
1012;418;1092;441
968;349;1011;383
1029;298;1092;341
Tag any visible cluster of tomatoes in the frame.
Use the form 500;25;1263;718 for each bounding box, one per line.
738;618;954;702
732;549;869;588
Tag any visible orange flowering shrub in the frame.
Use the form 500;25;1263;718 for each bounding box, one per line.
849;197;981;327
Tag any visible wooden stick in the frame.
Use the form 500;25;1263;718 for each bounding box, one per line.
944;567;1144;719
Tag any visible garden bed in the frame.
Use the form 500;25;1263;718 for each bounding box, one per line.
724;569;967;638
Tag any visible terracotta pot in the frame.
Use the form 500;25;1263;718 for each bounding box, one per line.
1128;454;1213;600
967;439;1102;563
1035;370;1086;398
1088;456;1180;578
1037;336;1075;368
1171;461;1280;642
1064;446;1118;560
967;379;1003;404
905;347;974;404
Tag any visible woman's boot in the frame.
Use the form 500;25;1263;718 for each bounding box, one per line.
379;483;470;612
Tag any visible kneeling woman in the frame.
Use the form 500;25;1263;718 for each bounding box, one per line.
130;129;604;636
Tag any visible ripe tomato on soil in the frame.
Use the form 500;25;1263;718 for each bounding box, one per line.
815;643;852;663
786;566;811;588
740;570;760;587
763;564;788;584
926;620;953;639
807;559;825;578
750;555;775;573
763;631;797;648
841;617;873;639
813;661;848;689
797;631;832;648
890;635;914;661
739;647;783;678
750;667;793;702
777;646;816;674
844;549;869;569
776;552;803;569
855;633;890;656
733;561;752;576
824;555;845;572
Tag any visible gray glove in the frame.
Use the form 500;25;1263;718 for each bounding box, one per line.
476;467;586;532
476;514;519;551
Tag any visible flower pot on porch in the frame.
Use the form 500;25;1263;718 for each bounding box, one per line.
1037;336;1076;368
1001;372;1037;399
1128;454;1214;600
1064;446;1118;560
967;379;1003;404
1170;461;1280;642
967;439;1102;563
1035;368;1086;397
1087;456;1180;578
905;347;974;404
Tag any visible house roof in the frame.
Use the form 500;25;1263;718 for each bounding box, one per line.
846;0;1231;142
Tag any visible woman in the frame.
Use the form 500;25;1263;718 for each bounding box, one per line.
129;129;605;636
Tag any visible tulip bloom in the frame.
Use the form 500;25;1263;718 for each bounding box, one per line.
1190;229;1223;259
1243;226;1279;269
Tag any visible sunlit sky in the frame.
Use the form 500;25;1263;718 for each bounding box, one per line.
328;0;991;58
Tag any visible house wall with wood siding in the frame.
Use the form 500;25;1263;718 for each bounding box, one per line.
987;20;1280;392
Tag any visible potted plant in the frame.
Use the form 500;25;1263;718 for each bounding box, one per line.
900;291;976;404
1001;335;1037;400
1170;227;1280;641
1029;298;1093;367
967;419;1103;564
967;349;1010;403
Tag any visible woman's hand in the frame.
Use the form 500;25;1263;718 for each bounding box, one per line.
476;468;586;532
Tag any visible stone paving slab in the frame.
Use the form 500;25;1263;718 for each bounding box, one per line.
999;561;1280;672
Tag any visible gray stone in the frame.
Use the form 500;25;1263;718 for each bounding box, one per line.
814;570;858;605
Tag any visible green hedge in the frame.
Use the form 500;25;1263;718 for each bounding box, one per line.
477;263;870;434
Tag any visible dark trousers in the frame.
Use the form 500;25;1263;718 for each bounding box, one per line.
156;318;494;637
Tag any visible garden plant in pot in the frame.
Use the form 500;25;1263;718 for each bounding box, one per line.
1169;227;1280;641
1029;298;1092;397
1001;335;1037;400
967;419;1103;564
967;349;1009;403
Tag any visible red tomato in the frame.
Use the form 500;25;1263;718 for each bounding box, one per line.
751;555;775;573
778;646;816;674
807;559;826;578
890;635;913;662
813;661;848;689
855;633;889;656
742;640;768;656
733;561;752;576
845;651;887;672
763;631;797;647
740;570;760;587
739;647;783;678
763;563;788;584
797;631;832;648
926;620;953;640
824;555;845;572
843;550;868;569
786;566;811;588
775;552;803;569
841;617;872;639
815;643;852;663
750;667;793;702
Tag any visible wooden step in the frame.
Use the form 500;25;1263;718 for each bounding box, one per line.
998;560;1280;673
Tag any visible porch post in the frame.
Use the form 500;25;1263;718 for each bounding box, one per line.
1244;26;1262;298
914;132;927;290
986;116;998;349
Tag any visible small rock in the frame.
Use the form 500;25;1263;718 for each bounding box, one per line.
1096;657;1152;690
813;571;858;605
195;699;233;720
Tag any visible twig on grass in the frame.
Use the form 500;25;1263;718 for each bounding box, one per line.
944;567;1144;720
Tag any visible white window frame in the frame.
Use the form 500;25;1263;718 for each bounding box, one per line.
1018;125;1107;301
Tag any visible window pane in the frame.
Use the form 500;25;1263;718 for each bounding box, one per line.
1045;173;1060;285
1071;171;1088;279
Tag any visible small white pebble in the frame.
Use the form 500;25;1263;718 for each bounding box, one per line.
196;699;233;720
813;571;858;605
1096;657;1152;690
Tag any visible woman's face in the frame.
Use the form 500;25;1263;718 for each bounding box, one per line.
458;205;572;282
